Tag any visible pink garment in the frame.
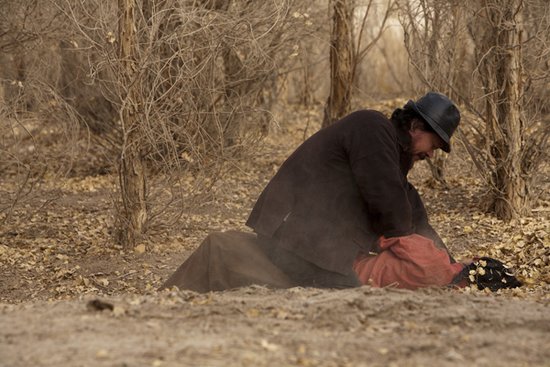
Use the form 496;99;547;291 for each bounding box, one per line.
353;234;464;290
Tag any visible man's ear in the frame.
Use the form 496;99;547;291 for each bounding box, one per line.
410;118;420;132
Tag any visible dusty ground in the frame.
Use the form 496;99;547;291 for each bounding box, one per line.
1;104;549;366
1;287;549;367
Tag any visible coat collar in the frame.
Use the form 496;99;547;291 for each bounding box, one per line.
392;120;414;176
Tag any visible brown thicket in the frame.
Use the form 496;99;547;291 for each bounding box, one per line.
398;0;549;219
0;0;315;242
398;0;471;187
323;0;354;127
323;0;395;127
467;0;549;220
56;0;315;245
469;0;549;220
1;0;547;233
0;0;68;223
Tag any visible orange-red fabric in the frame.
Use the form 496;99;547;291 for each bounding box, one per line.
353;234;463;290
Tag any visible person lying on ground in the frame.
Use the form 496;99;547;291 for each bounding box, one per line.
161;230;521;292
353;234;521;291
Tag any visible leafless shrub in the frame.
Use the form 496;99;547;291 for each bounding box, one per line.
0;0;74;224
352;0;397;99
53;0;314;244
0;0;62;53
398;0;472;100
397;0;473;186
323;0;397;127
277;3;330;108
467;0;549;219
397;0;549;219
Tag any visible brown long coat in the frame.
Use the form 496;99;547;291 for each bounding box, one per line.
161;231;295;292
246;110;449;276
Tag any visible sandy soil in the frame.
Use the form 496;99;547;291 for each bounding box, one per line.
1;287;549;367
1;105;549;367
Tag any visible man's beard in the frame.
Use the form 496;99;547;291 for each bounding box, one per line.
399;150;414;176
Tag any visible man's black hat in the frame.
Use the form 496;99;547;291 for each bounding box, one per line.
405;92;460;153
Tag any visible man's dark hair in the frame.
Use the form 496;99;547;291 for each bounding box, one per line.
390;107;432;174
391;107;432;145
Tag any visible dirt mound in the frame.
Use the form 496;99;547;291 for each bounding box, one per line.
1;286;549;367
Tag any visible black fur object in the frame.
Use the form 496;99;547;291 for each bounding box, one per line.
453;257;522;291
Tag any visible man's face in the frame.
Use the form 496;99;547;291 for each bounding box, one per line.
409;124;445;162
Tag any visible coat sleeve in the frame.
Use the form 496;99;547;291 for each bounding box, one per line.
407;183;456;263
352;234;463;289
345;111;413;237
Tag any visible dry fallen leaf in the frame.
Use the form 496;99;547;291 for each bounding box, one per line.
134;244;146;254
260;339;279;352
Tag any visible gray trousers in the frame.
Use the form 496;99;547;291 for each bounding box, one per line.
161;231;295;292
161;230;360;292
